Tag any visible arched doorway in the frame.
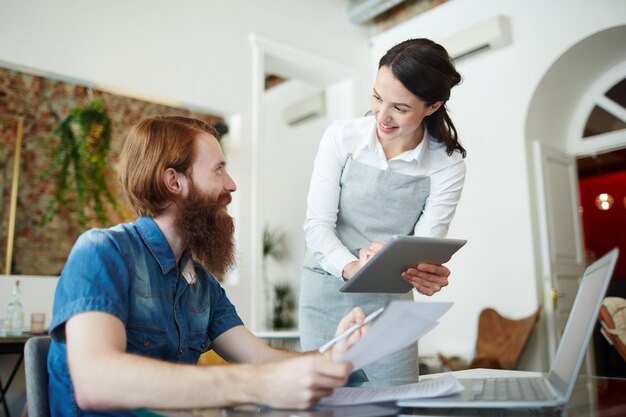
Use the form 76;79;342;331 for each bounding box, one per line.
526;25;626;364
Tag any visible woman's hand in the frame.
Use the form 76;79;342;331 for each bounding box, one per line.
402;263;451;296
341;241;387;281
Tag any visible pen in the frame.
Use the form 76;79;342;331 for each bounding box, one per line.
318;307;385;353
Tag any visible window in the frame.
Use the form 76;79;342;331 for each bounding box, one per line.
583;78;626;139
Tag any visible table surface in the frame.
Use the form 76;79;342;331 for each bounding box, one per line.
0;332;34;354
137;372;626;417
253;330;300;339
0;333;31;343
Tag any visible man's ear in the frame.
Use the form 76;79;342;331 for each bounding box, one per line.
162;168;187;195
426;101;444;116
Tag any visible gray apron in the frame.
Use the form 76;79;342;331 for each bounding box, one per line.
299;153;430;385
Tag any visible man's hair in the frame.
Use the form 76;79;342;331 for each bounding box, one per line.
118;115;218;217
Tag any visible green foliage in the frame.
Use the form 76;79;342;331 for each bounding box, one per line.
42;100;119;228
262;226;287;260
272;282;295;329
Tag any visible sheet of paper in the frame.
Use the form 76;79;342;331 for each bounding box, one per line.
319;374;464;406
341;301;453;371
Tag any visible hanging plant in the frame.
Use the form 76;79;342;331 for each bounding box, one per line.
42;100;119;228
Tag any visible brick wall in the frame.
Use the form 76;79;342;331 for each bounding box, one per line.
0;66;222;275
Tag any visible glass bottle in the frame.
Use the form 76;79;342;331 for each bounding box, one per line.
5;279;23;336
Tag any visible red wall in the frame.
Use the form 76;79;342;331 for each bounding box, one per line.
579;171;626;279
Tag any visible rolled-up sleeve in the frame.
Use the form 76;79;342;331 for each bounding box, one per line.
49;230;130;341
207;278;244;340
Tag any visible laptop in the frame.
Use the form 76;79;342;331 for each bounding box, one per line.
397;247;619;409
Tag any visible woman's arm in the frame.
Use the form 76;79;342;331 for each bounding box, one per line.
413;158;466;238
304;123;358;278
403;155;465;294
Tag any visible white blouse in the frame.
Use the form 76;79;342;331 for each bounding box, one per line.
304;116;466;278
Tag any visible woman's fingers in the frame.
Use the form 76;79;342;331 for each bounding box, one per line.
402;263;451;295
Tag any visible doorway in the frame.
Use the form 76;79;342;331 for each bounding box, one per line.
526;25;626;366
248;34;358;330
577;148;626;377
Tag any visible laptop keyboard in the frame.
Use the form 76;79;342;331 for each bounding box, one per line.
472;378;552;401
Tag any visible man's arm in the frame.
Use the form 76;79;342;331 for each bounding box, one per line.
213;307;366;364
66;310;359;411
211;325;300;363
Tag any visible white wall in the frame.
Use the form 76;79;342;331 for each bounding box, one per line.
370;0;626;366
0;276;58;331
259;80;329;327
0;0;369;117
258;77;359;328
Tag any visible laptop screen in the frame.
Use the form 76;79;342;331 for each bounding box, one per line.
547;248;618;398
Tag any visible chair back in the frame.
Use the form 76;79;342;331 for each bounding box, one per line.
473;307;541;369
599;297;626;362
24;336;52;417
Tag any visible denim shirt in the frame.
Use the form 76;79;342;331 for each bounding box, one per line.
47;216;243;416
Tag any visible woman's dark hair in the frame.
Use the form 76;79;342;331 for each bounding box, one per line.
379;38;466;158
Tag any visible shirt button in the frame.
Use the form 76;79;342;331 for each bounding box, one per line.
175;303;179;310
143;339;150;347
179;348;184;354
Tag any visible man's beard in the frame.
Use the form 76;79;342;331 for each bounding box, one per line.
174;184;236;277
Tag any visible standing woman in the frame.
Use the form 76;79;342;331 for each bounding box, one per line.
299;38;466;384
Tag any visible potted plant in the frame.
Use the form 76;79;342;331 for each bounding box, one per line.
272;282;296;330
262;225;288;328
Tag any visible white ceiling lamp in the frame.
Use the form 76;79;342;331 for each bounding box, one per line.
595;193;614;211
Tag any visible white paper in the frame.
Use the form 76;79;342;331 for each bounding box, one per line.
319;374;464;406
341;301;453;371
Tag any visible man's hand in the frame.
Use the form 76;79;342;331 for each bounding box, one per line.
324;307;366;362
256;356;352;409
402;263;450;295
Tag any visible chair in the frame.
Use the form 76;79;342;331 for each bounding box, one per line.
197;349;229;366
440;307;541;370
599;297;626;362
24;336;52;417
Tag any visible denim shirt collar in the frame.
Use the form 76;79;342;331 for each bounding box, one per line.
134;216;190;275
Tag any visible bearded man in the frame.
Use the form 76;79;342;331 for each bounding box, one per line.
48;116;365;416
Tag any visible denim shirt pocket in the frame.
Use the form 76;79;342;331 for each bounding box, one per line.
188;331;211;357
127;325;167;355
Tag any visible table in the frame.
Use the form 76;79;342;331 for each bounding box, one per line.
137;374;626;417
253;330;300;351
0;333;33;417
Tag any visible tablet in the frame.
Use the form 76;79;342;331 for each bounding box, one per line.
339;235;467;294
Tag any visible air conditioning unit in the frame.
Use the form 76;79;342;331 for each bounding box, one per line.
442;15;512;62
284;91;326;126
347;0;406;24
